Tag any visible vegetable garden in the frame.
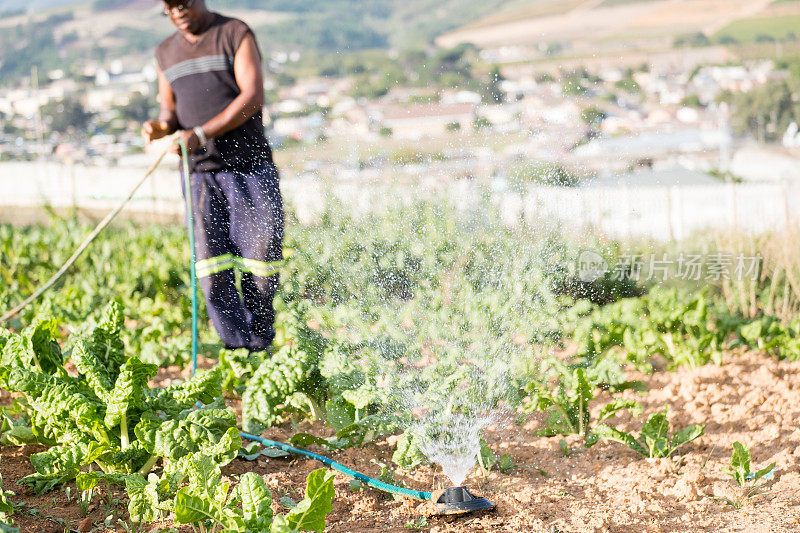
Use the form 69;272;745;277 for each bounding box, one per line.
0;201;799;532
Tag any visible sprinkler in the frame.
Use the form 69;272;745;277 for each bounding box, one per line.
432;486;495;516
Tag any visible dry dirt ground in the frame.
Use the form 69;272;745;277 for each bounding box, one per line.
2;349;800;532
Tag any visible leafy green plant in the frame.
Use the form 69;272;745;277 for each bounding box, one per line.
593;408;705;458
1;302;236;495
174;460;335;533
392;430;428;469
717;441;776;508
0;459;18;533
477;439;514;476
404;516;428;530
525;367;642;445
241;298;328;433
559;439;572;457
571;289;731;370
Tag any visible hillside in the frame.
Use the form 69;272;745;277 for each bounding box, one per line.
0;0;526;86
437;0;797;49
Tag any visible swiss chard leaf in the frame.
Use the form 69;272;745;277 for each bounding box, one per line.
728;441;751;487
594;408;704;458
135;400;239;465
285;468;335;533
239;472;273;531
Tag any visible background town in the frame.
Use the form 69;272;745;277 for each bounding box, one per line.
1;0;799;237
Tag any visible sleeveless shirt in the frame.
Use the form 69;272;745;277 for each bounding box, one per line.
155;14;273;173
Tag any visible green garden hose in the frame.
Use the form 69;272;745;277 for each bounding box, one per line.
177;141;432;502
239;432;433;500
178;139;199;377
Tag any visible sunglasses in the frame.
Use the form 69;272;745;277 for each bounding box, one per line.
161;0;196;17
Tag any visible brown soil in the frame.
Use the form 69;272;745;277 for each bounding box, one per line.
3;350;800;532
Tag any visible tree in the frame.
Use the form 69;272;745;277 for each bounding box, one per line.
41;97;92;134
580;106;606;126
729;79;800;143
114;92;157;123
480;65;506;104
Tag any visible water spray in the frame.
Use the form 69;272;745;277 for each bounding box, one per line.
1;137;497;519
178;141;496;516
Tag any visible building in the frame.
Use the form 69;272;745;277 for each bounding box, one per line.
373;102;476;139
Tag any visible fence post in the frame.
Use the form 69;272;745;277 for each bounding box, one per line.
666;186;673;241
727;182;738;233
784;182;791;230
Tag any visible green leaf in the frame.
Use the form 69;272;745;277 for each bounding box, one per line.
498;453;515;473
75;471;136;491
640;410;670;457
175;488;221;524
238;442;290;461
135;401;239;464
0;318;62;382
0;417;36;446
239;472;273;531
24;318;63;375
477;439;497;472
669;424;705;455
341;384;378;410
279;496;297;509
597;399;642;423
270;515;299;533
150;367;224;416
289;433;333;449
285;469;335;533
324;398;355;433
753;462;777;483
186;455;222;497
126;474;161;524
335;414;396;447
71;340;114;401
79;301;127;383
392;430;427;469
105;357;158;427
592;424;648;457
22;441;106;493
728;441;750;487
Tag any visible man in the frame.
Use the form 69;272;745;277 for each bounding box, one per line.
143;0;283;352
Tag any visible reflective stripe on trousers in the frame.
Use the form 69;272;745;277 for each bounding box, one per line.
195;254;283;279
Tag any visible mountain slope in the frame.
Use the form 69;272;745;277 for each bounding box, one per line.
436;0;798;48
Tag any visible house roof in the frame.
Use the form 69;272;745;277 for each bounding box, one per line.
379;102;476;121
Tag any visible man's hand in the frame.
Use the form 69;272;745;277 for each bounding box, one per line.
142;120;172;144
169;129;201;155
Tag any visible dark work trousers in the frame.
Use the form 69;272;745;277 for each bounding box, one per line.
182;161;284;352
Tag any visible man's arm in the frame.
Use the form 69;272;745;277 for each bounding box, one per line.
142;68;179;143
198;31;264;139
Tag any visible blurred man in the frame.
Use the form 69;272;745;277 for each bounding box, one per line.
143;0;283;352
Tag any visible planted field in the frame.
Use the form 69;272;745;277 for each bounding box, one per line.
0;203;798;532
714;13;800;42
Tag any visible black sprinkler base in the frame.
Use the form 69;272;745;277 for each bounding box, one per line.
433;486;495;516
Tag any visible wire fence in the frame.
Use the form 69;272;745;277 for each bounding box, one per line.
500;182;800;240
0;161;797;241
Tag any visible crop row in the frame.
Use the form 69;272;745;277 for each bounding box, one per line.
0;203;795;530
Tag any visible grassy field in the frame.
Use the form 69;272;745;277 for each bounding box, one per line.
714;13;800;42
457;0;582;31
